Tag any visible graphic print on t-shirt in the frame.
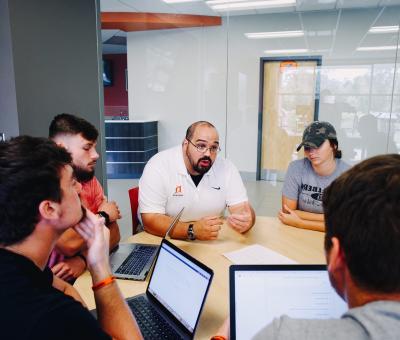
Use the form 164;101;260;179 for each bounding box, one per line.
300;183;323;209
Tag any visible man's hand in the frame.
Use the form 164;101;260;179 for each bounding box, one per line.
51;256;86;282
227;212;252;233
227;201;255;233
278;204;302;228
74;209;111;281
98;197;121;223
194;216;224;240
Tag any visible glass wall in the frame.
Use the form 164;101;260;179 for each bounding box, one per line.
124;4;400;180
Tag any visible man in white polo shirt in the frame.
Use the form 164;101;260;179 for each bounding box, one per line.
139;121;255;240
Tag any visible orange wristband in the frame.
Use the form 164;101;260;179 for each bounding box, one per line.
92;276;116;291
210;336;227;340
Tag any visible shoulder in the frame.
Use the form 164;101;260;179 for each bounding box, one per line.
146;145;181;167
32;295;110;339
287;158;310;174
336;159;351;172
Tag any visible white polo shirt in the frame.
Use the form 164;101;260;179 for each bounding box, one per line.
139;145;248;222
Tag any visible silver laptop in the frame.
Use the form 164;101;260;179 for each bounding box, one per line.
229;265;348;340
110;207;185;281
126;239;214;339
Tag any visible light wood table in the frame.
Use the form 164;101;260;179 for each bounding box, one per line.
74;216;325;339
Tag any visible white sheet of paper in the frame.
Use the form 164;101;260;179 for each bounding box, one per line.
223;244;297;264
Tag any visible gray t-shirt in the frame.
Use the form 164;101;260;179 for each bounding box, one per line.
282;158;350;213
253;301;400;340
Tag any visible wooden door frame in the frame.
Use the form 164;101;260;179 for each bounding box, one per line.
256;56;322;180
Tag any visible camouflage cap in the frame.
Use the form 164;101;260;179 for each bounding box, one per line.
296;121;337;152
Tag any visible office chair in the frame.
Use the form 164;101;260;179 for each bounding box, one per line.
128;186;140;234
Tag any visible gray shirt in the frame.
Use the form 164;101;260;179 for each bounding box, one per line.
253;301;400;340
282;158;350;213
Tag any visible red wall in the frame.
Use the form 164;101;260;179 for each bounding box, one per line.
103;54;128;117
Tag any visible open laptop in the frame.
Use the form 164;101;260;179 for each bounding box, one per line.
110;207;185;280
126;238;214;339
230;265;348;340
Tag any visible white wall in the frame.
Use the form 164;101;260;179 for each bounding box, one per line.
127;26;228;153
127;7;400;173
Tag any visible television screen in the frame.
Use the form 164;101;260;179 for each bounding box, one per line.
103;59;112;86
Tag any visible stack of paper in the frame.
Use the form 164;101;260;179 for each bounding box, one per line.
223;244;297;264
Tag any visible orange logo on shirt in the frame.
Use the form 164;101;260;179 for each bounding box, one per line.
173;185;184;197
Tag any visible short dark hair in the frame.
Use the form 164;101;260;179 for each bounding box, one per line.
323;154;400;292
0;136;72;246
185;121;216;140
49;113;98;142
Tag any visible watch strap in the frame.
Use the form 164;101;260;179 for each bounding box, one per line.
187;223;196;240
97;210;110;226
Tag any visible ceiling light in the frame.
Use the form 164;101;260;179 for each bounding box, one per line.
245;30;304;39
207;0;296;11
369;26;399;34
264;48;308;54
357;45;398;51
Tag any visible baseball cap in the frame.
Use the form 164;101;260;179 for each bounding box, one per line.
296;121;337;152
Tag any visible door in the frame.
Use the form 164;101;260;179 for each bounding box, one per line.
257;57;321;181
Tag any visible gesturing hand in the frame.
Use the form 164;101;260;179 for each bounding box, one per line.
194;216;224;240
227;212;252;233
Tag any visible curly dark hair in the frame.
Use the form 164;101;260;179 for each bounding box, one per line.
49;113;98;141
323;154;400;292
0;136;72;246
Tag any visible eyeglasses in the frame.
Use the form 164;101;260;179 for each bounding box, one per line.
186;138;221;154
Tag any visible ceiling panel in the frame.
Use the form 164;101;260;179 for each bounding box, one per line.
337;0;380;9
297;0;336;12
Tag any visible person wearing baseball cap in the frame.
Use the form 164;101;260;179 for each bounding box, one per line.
279;121;350;231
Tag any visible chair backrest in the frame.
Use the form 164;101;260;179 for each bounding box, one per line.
128;186;139;234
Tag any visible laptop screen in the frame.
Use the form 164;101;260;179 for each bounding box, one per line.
230;265;348;340
148;240;213;333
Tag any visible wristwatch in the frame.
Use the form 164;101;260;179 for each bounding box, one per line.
97;210;110;226
187;223;196;240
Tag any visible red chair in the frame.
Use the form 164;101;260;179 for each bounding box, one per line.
128;187;139;234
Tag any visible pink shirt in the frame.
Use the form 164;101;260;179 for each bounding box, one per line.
48;177;104;268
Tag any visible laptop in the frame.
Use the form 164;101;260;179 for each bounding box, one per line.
126;239;214;339
230;265;348;340
110;207;185;281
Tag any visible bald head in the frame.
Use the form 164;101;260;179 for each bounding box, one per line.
185;121;217;141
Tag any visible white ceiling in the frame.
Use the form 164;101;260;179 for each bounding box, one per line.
101;0;400;54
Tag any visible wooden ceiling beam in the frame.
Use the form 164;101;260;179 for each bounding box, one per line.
101;12;221;32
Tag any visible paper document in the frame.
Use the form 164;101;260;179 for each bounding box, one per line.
223;244;297;265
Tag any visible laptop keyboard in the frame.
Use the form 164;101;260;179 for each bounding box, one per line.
115;245;157;276
128;296;184;340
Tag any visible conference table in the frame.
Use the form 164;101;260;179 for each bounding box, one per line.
74;216;326;339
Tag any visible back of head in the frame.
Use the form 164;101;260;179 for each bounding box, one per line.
323;154;400;293
0;136;72;246
49;113;98;141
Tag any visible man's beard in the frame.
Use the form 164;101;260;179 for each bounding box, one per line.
73;164;95;183
186;150;213;175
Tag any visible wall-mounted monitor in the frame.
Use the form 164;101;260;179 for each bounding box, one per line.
103;59;112;86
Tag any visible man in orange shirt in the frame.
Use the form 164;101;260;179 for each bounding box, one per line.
48;113;121;282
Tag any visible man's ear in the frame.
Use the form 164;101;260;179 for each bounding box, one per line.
327;237;346;274
38;200;60;220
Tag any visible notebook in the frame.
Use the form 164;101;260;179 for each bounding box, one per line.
109;207;185;280
126;239;214;339
229;265;348;340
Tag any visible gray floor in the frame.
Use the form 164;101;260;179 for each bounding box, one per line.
107;179;283;241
